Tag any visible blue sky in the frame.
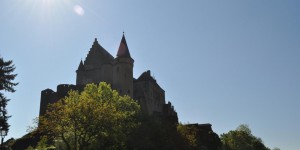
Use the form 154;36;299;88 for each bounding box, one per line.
1;0;299;149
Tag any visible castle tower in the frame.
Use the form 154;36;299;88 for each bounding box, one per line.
76;38;114;85
113;33;134;97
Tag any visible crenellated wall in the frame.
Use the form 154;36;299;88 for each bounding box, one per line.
39;84;78;116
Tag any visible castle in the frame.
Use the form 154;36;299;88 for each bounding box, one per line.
39;33;178;121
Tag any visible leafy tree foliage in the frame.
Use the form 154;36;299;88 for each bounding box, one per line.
6;130;43;150
177;124;198;149
220;124;271;150
0;56;18;135
177;123;222;150
39;82;140;150
236;124;251;134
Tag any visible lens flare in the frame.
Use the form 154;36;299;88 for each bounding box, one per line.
73;5;84;16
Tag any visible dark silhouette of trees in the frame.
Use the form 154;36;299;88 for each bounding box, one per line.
0;55;18;136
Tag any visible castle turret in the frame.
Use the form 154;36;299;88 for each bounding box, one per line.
39;89;57;116
113;33;134;97
76;60;85;85
78;60;84;70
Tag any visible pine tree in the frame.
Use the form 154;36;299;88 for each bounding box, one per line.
0;55;18;135
0;93;10;132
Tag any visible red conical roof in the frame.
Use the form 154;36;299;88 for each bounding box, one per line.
117;33;131;58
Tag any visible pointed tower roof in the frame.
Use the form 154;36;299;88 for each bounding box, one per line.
117;33;131;58
93;38;99;47
77;60;85;71
84;38;114;70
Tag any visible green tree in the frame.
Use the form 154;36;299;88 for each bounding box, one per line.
236;124;251;134
39;82;140;150
220;124;270;150
177;123;222;150
0;56;18;137
177;124;198;149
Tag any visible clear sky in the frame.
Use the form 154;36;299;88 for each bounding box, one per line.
1;0;299;149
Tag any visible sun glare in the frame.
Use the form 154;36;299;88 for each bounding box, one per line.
31;0;85;17
41;0;62;8
73;5;85;16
